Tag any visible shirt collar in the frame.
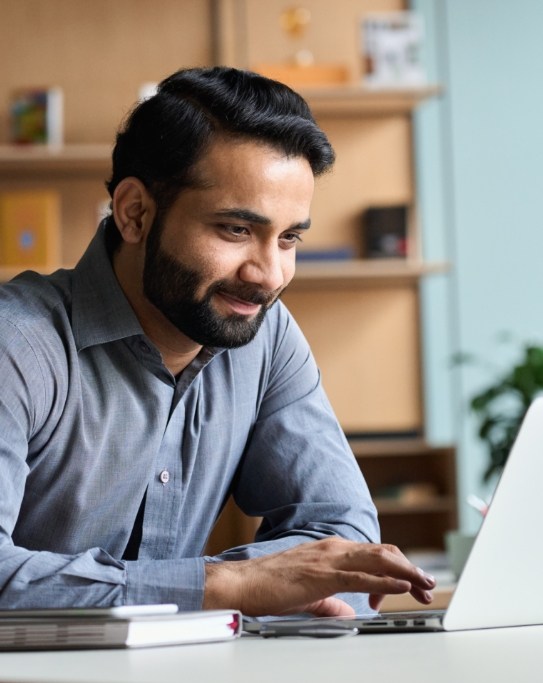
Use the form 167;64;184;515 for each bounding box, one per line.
72;221;143;352
71;222;225;365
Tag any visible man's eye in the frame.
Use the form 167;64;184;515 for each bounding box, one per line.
281;232;303;246
220;224;249;237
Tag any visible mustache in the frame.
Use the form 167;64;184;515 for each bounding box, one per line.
211;281;283;307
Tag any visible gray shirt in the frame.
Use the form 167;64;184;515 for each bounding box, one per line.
0;224;379;612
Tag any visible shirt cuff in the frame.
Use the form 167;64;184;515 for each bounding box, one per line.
125;557;206;610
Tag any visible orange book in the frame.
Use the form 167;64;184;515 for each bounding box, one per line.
0;190;61;269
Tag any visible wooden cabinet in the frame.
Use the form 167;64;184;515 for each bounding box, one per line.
350;439;456;551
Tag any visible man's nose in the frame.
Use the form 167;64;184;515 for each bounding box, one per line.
238;245;285;292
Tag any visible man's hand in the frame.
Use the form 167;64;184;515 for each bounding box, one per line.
203;537;436;616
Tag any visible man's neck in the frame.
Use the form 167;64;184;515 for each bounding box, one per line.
112;249;202;376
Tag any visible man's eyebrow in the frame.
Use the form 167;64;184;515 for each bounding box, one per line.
214;208;311;231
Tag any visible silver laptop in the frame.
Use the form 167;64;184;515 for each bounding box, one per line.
245;397;543;634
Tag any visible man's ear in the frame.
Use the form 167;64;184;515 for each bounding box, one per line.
112;178;155;244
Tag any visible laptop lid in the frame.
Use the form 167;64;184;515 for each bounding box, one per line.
443;396;543;630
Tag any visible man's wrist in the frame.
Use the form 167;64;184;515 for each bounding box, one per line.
203;560;243;610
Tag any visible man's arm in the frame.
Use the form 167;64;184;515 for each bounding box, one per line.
0;313;208;610
202;305;434;615
203;537;435;616
0;295;431;613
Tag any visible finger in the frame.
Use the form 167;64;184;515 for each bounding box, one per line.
336;570;413;596
279;597;356;618
409;584;434;605
369;585;434;613
341;544;410;577
360;567;434;601
307;597;356;617
351;545;436;589
368;593;385;611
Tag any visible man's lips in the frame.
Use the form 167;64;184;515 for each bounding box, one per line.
216;291;263;316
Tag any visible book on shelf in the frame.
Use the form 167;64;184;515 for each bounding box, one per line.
0;605;242;651
0;189;61;269
296;247;356;261
9;86;64;146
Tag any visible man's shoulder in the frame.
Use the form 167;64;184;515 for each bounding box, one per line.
225;300;308;369
265;299;299;330
0;269;72;337
247;300;303;350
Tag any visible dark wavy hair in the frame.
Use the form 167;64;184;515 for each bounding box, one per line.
104;66;335;248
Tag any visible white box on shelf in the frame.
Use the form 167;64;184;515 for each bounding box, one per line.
361;11;426;88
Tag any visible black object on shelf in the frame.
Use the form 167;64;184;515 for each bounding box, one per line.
363;205;408;258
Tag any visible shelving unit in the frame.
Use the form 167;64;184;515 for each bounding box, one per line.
297;84;442;116
349;439;456;551
0;95;456;556
207;77;457;554
0;144;112;273
0;144;112;173
1;0;457;556
292;259;448;289
209;0;457;553
280;85;439;436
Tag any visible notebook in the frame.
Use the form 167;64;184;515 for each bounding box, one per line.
0;605;242;650
245;397;543;634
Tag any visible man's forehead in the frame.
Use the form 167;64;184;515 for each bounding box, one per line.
190;137;311;187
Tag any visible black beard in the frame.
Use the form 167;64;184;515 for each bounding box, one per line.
142;223;281;349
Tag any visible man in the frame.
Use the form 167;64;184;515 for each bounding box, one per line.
0;67;435;615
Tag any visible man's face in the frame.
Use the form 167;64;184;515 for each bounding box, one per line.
142;138;315;349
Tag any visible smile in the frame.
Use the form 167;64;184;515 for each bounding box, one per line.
216;292;262;316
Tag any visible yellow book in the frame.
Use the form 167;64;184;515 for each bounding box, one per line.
0;190;61;269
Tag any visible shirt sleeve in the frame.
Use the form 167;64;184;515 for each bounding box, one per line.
207;306;381;615
0;316;206;610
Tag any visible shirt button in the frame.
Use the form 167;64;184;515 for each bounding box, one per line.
139;341;151;353
159;469;170;484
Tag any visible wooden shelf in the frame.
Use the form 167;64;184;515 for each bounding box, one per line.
300;84;442;117
291;260;449;289
348;439;457;551
0;87;440;173
374;496;456;515
0;262;450;287
0;144;112;176
349;438;454;458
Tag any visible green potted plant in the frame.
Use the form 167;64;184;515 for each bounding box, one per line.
446;341;543;578
457;342;543;482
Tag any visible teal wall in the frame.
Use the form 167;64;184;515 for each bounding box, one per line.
413;0;543;531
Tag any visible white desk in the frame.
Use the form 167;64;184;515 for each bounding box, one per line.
0;626;541;683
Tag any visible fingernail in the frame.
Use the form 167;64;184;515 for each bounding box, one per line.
424;590;434;602
417;567;436;585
